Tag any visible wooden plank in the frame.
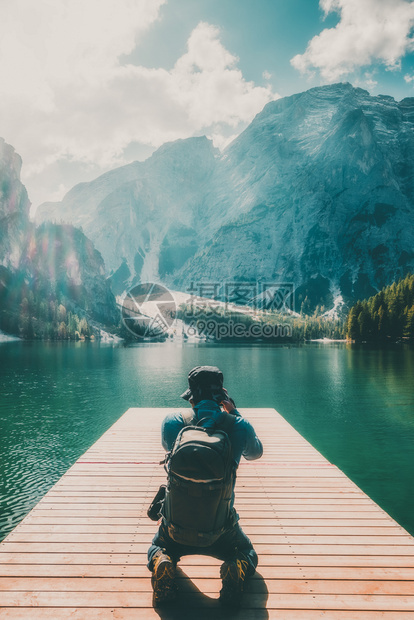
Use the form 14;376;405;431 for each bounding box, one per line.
20;517;398;528
25;510;395;520
11;524;407;535
6;532;413;545
2;577;414;595
1;610;414;620
1;406;413;618
31;503;383;513
2;551;414;567
3;542;414;555
52;479;364;487
1;591;414;610
1;564;414;580
38;497;376;506
44;492;366;498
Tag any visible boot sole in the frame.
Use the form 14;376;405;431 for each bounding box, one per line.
152;559;177;605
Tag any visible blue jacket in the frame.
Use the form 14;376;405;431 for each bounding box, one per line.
161;400;263;465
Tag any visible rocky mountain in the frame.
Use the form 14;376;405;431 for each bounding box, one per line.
36;137;220;295
0;139;118;337
0;138;31;269
35;83;414;312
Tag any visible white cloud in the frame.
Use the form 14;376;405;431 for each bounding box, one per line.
0;0;164;107
170;23;276;128
291;0;414;82
0;5;278;208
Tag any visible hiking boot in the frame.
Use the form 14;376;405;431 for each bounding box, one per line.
151;552;177;606
219;558;249;606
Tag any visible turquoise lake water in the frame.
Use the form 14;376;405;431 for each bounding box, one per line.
0;340;414;541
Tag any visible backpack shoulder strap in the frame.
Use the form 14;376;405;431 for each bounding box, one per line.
181;410;196;426
161;410;196;468
180;410;236;432
218;412;237;435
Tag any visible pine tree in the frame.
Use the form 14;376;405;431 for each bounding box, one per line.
404;305;414;340
347;303;361;340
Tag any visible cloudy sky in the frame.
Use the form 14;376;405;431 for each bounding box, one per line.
2;0;414;210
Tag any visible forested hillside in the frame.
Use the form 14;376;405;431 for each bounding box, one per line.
346;274;414;342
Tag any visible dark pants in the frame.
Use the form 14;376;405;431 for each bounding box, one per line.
148;521;258;576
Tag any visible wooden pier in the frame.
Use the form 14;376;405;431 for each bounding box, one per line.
1;407;414;619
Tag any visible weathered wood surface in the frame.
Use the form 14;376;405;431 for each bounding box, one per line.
1;407;414;619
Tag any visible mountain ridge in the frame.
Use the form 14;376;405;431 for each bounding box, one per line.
35;83;414;312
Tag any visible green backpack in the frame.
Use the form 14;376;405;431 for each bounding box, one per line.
161;411;236;547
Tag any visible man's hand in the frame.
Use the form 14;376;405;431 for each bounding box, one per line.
221;399;236;413
221;387;237;414
221;388;236;413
